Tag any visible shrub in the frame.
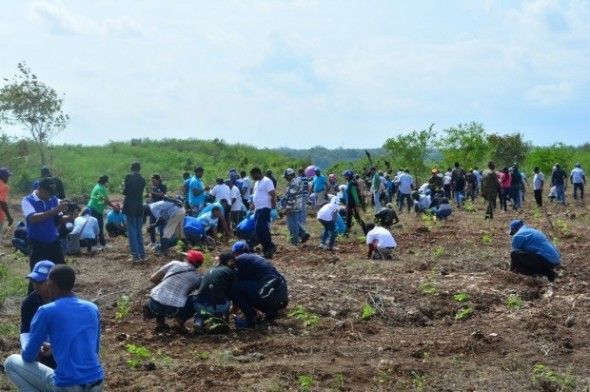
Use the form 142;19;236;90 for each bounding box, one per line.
506;294;523;310
532;363;576;392
288;306;320;328
455;307;474;320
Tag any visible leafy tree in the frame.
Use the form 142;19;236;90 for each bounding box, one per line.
525;143;575;174
0;63;69;165
487;132;530;168
383;124;436;180
438;122;490;169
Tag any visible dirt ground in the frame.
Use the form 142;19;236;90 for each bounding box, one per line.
1;196;590;391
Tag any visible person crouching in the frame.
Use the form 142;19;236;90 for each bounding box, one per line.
509;220;560;281
143;250;204;333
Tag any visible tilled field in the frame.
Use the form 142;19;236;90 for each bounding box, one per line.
1;199;590;391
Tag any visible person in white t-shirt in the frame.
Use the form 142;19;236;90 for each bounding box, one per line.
230;182;244;227
250;167;277;259
210;178;232;235
397;169;414;213
570;163;586;200
71;208;100;253
533;167;545;207
239;171;253;208
365;223;397;260
316;202;342;251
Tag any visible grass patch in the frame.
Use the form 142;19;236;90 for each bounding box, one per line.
532;363;576;392
330;373;345;391
463;200;476;212
481;232;493;245
432;246;446;259
125;343;151;369
506;294;523;310
297;374;314;392
419;279;438;296
0;264;28;306
115;295;132;321
453;292;471;303
455;307;474;320
288;306;320;328
0;321;19;339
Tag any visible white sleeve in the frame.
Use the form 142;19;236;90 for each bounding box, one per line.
21;198;36;218
20;333;30;350
70;218;82;235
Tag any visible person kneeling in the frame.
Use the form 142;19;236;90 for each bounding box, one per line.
191;252;239;334
231;241;289;328
509;220;560;281
143;250;204;333
366;223;397;260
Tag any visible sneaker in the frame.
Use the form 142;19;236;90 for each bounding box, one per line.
301;233;311;244
319;243;327;250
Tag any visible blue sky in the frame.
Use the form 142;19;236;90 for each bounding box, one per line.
0;0;588;148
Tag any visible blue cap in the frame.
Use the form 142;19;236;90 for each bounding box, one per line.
231;240;250;254
27;260;55;282
509;220;524;235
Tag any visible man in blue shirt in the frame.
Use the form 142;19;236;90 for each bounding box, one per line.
188;166;206;216
509;220;560;281
231;241;288;328
4;265;104;391
22;177;69;294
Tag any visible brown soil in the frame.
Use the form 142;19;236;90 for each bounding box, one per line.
1;199;590;391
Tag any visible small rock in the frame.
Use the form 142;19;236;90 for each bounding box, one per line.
335;320;347;330
565;315;575;328
471;330;484;340
562;341;574;350
116;333;129;342
143;362;156;371
378;359;395;370
329;310;338;317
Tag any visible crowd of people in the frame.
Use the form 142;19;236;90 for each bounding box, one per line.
0;158;583;391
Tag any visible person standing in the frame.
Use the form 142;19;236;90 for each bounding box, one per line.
369;167;382;213
4;265;104;392
87;175;116;248
250;167;277;259
297;169;310;223
229;180;245;228
22;178;68;293
239;170;252;209
551;164;567;205
32;166;66;200
147;174;168;247
123;162;146;263
499;167;511;212
451;162;466;208
342;170;366;235
570;163;585;200
533;167;545;207
481;161;501;219
510;165;523;210
283;169;310;246
0;167;13;244
311;168;327;210
397;169;414;213
188;166;206;216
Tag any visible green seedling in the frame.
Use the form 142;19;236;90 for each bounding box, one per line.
298;374;314;392
453;292;470;303
506;294;523;310
196;351;210;361
125;343;151;369
331;373;345;391
115;295;131;320
411;371;426;392
555;219;571;237
455;307;474;320
419;280;438;295
481;232;493;245
532;363;576;392
361;304;376;320
463;201;476;212
288;306;320;328
432;246;445;259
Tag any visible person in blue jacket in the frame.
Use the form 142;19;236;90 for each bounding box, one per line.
509;220;561;281
230;241;289;329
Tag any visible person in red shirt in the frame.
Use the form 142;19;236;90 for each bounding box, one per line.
499;167;512;212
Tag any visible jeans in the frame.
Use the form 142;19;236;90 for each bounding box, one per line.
454;190;465;207
373;191;381;213
192;300;230;328
555;184;565;205
511;187;522;210
89;209;105;246
318;219;336;249
255;208;275;255
80;238;98;252
126;215;145;260
573;183;584;200
286;211;307;245
3;354;103;392
145;298;194;324
234;279;288;323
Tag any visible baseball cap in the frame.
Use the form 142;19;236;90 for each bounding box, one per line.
231;240;249;254
0;167;12;178
509;220;524;235
27;260;55;282
284;168;296;177
185;250;204;266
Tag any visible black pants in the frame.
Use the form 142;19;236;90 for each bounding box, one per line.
90;209;106;246
255;208;275;257
510;251;556;281
80;238;98;252
573;183;584;200
534;189;543;207
485;194;497;218
29;239;65;293
345;204;366;234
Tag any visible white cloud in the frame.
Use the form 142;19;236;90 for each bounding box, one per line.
525;82;573;106
29;0;146;38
